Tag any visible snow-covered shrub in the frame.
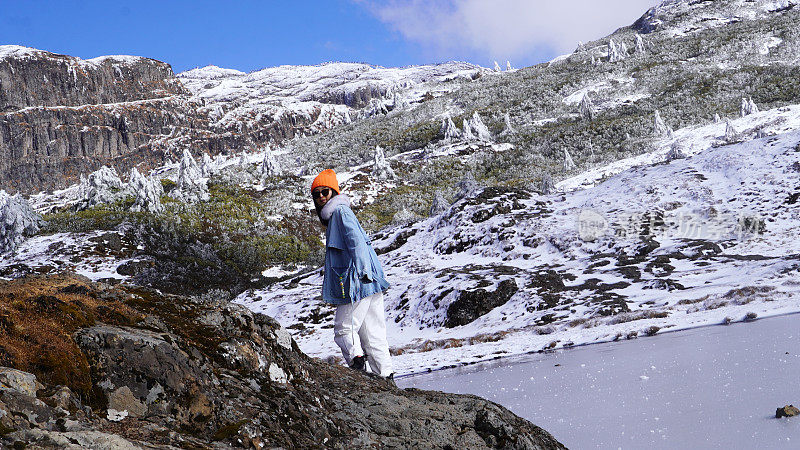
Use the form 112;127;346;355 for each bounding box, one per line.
392;207;417;225
128;168;164;214
429;191;449;216
79;166;124;209
539;173;555;195
635;34;646;54
462;119;475;140
724;120;740;143
372;145;396;180
200;153;214;177
455;172;480;200
653;110;672;137
506;61;513;71
468;112;492;141
580;94;594;121
608;39;625;62
740;97;759;117
262;147;282;178
666;142;687;160
564;149;576;171
441;115;461;141
503;113;515;134
493;61;502;72
0;191;42;255
173;149;209;203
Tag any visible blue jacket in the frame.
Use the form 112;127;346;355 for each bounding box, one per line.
320;195;390;305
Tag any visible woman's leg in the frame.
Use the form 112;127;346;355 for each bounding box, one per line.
357;292;394;377
333;299;370;366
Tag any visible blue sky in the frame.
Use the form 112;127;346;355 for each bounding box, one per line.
1;0;659;73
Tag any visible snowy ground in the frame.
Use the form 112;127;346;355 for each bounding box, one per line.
235;105;800;376
399;313;800;449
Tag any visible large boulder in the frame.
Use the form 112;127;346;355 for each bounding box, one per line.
0;273;565;449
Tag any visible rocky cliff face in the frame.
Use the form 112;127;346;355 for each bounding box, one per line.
0;273;565;449
0;46;232;194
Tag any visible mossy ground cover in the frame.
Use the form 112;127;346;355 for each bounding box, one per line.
0;274;141;406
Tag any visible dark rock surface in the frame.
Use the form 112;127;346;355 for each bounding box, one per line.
776;405;800;418
0;273;565;448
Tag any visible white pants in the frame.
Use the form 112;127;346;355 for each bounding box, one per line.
333;292;394;377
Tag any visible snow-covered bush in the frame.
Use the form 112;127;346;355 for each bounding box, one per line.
493;61;502;72
539;173;555;195
79;166;124;209
128;168;164;214
455;173;480;200
372;146;396;180
467;112;492;141
173;149;209;202
666;142;687;160
740;97;759;117
441;115;461;141
635;34;646;54
608;39;625;62
462;119;475;140
653;110;672;137
724;120;740;143
429;191;449;216
564;149;576;171
262;147;282;178
503;113;515;134
580;94;594;121
0;190;42;255
200;153;214;177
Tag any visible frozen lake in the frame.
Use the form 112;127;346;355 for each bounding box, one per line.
398;314;800;449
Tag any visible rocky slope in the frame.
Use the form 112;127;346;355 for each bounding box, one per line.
0;46;223;194
0;273;564;448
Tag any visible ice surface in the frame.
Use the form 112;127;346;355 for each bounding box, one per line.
399;314;800;449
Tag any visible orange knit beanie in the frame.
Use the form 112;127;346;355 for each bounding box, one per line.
311;169;340;194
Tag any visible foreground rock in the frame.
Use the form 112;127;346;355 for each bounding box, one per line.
0;273;565;448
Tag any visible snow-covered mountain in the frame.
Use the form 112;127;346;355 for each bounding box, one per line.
2;0;800;376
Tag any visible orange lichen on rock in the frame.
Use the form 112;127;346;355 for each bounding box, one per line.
0;273;142;400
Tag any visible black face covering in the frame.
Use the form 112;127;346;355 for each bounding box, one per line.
315;190;338;226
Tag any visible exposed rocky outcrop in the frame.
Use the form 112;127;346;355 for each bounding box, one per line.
0;46;242;194
0;273;565;449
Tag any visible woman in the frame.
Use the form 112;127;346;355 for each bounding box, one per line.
311;169;394;378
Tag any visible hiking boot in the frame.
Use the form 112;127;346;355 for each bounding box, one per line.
349;355;367;372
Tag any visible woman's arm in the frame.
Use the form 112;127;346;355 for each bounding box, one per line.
333;206;374;282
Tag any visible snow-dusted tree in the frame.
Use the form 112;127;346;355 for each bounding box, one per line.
455;172;480;199
468;112;492;141
580;93;594;121
724;120;739;143
564;149;577;171
462;119;475;140
608;39;625;62
503;113;515;134
740;97;759;117
666;142;687;160
494;61;502;72
620;42;629;56
173;149;209;202
714;113;722;123
653;110;672;137
372;145;396;180
441;114;461;141
261;147;281;178
128;167;164;214
343;110;352;124
0;190;42;255
80;166;124;209
506;61;513;71
429;191;449;216
635;34;646;55
200;153;214;177
539;173;555;195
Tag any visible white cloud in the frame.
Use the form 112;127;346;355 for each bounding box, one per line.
366;0;660;64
